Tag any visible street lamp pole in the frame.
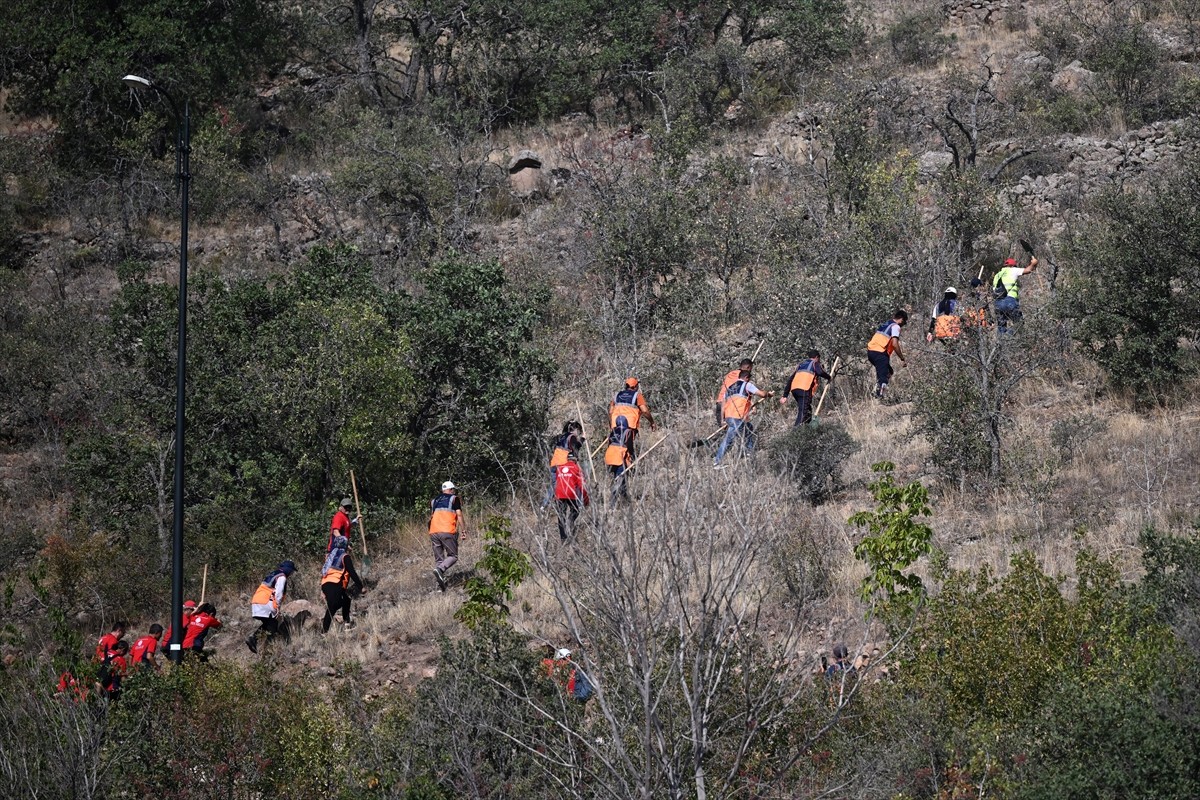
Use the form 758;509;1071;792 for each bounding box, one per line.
123;75;190;664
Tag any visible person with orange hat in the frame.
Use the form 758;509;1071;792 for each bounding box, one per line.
992;252;1037;334
609;377;655;461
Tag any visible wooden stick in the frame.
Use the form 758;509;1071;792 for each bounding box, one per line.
590;439;606;460
813;356;842;418
750;338;765;364
976;263;985;281
199;564;208;606
627;434;670;472
576;400;597;479
350;470;368;557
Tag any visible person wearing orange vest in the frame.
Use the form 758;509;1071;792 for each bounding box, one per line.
328;497;361;553
553;457;590;542
926;287;962;342
245;560;296;653
866;309;908;399
161;599;196;651
714;370;773;467
182;603;221;660
430;481;466;592
779;350;832;426
714;358;754;425
605;416;635;501
95;621;126;662
542;420;585;511
609;377;655;460
130;624;163;671
320;534;365;632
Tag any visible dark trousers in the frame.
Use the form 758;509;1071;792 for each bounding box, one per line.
322;583;351;632
610;465;629;501
246;616;280;651
867;351;892;388
556;498;582;542
791;389;815;426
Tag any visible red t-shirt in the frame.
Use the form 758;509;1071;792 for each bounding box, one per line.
95;632;120;661
182;613;221;649
101;655;128;690
328;509;351;551
130;635;159;665
554;463;590;505
162;611;194;647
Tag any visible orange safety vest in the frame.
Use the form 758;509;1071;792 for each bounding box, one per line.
867;321;899;355
715;369;740;404
788;360;820;394
722;379;754;421
321;566;349;588
429;493;459;535
252;581;278;608
549;433;580;468
605;427;633;467
609;388;644;430
933;314;962;339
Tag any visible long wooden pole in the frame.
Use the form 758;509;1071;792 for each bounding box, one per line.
751;338;765;363
627;434;670;472
199;563;208;606
349;470;368;557
576;400;596;479
813;356;842;418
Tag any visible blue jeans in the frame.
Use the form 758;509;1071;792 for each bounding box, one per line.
715;418;755;464
995;296;1020;333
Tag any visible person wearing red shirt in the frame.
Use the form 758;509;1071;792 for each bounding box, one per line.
55;670;89;703
181;603;222;660
94;621;126;662
162;599;197;650
130;624;163;671
328;497;361;552
99;640;129;701
554;458;590;542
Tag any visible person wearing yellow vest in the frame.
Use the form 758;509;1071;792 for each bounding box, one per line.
604;416;635;501
245;560;296;654
993;253;1038;334
779;350;832;426
609;377;655;460
320;534;365;632
714;370;773;467
429;481;466;592
866;309;908;399
541;420;585;511
926;287;963;342
714;358;754;425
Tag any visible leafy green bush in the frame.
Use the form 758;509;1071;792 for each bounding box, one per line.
768;423;859;504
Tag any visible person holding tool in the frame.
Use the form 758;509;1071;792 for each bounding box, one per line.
779;350;832;426
714;370;772;467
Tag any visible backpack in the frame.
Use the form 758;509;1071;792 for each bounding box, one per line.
993;274;1010;300
571;668;593;702
97;653;115;690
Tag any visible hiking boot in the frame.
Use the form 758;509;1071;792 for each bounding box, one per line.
433;567;447;591
245;635;258;654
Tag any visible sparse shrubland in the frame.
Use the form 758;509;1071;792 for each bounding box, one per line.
2;0;1200;797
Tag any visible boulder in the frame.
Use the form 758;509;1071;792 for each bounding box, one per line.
508;149;548;198
282;599;319;616
1051;60;1096;93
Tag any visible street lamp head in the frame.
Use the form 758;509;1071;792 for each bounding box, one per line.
122;74;154;91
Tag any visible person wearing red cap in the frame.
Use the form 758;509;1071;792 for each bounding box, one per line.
609;377;655;461
162;599;196;649
992;252;1038;333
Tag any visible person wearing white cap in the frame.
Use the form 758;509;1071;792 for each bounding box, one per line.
428;481;466;591
926;286;962;342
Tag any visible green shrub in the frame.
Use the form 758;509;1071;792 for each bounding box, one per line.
768;423;858;504
888;11;952;66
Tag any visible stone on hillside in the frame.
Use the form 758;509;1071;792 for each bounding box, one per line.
1051;60;1096;93
508;149;548;198
919;151;955;175
282;599;318;616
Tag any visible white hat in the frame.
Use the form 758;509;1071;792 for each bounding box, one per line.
441;480;456;492
945;286;958;295
555;648;572;660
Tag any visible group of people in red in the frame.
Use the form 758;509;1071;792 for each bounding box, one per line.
60;603;223;702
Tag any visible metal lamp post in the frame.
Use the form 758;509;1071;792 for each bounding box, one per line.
122;74;191;664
